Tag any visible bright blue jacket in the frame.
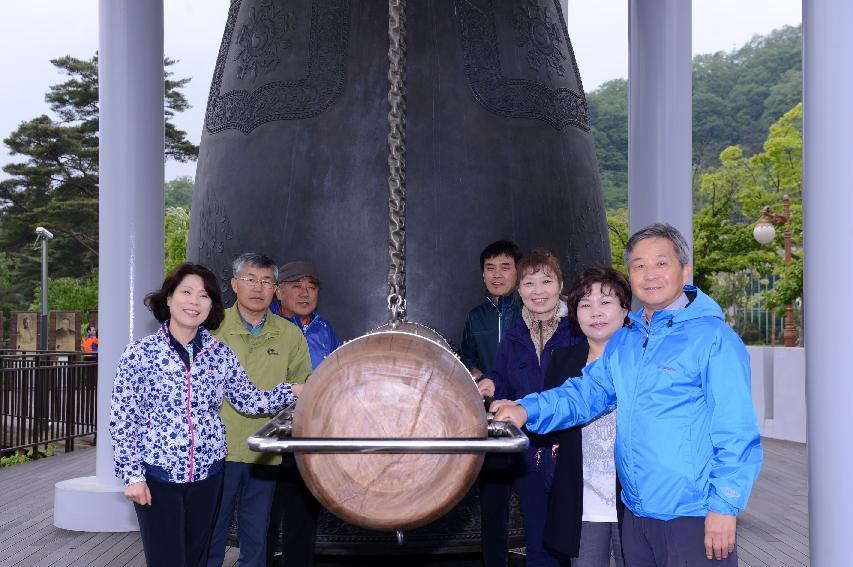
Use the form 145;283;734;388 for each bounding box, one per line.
270;300;341;369
519;286;762;520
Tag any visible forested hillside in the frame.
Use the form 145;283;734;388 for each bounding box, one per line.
590;24;802;211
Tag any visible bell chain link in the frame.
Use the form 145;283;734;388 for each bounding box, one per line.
387;0;408;324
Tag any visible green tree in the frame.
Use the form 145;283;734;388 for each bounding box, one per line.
165;207;190;274
29;271;98;315
588;79;628;210
165;176;194;210
745;104;803;309
0;253;24;310
692;25;801;169
761;69;802;128
606;209;629;274
589;25;802;213
693;104;802;312
0;55;198;312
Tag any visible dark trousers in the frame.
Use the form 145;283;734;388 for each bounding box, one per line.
514;469;567;567
479;454;514;567
622;509;738;566
573;521;623;567
267;454;321;567
134;470;224;567
207;461;278;567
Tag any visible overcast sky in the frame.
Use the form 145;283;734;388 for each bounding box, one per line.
0;1;801;183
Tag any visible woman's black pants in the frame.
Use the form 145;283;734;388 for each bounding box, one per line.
134;471;224;567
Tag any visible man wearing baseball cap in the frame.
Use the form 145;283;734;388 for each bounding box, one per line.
270;261;341;370
267;260;341;566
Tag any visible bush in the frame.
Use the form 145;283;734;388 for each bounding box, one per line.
0;444;57;467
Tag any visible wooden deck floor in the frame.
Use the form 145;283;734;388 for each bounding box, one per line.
0;438;808;566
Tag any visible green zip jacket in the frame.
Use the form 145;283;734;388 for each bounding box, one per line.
213;305;312;465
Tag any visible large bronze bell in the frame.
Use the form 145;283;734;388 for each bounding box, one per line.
193;0;610;556
187;0;610;346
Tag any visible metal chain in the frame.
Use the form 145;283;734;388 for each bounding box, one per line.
387;0;408;324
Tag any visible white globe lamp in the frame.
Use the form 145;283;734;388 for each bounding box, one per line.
753;220;776;245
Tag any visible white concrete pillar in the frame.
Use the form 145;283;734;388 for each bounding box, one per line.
54;0;164;532
627;0;693;255
803;1;853;563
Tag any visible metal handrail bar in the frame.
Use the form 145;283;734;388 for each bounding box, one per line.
247;406;529;454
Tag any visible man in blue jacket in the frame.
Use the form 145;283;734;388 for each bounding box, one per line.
267;260;341;566
270;261;341;369
494;223;762;566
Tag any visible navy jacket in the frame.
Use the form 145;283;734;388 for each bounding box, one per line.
487;314;582;402
485;312;582;471
459;294;520;373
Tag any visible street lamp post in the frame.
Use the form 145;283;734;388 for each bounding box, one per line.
35;226;54;351
752;194;798;347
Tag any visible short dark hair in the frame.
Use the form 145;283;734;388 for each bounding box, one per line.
479;240;522;271
566;266;632;330
517;248;563;287
144;262;226;331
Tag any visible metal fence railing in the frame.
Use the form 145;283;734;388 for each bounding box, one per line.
0;350;97;457
716;272;803;346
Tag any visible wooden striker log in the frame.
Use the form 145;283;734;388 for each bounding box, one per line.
293;329;487;531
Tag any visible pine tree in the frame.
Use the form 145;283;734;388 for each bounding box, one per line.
0;55;198;312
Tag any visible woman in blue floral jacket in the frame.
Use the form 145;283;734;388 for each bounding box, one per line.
109;262;301;567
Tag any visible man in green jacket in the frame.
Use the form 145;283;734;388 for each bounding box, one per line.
207;252;311;567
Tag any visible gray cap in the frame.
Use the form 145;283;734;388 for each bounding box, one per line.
278;261;319;283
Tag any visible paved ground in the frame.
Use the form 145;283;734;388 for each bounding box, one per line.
0;437;808;566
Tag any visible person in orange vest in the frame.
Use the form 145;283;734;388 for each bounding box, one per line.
82;325;99;360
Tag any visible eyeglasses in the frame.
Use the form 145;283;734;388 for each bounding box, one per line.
236;276;277;289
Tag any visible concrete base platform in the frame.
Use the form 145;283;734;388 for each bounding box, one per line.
54;476;139;532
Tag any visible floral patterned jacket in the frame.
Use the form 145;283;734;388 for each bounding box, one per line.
109;324;296;485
